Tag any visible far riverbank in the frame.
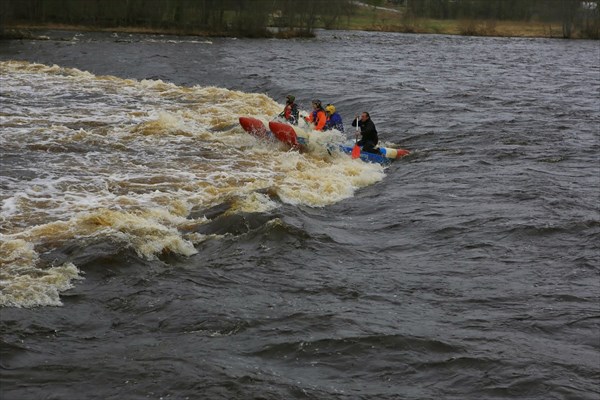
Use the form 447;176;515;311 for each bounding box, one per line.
0;19;587;41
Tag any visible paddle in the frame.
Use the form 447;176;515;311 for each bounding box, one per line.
351;116;360;159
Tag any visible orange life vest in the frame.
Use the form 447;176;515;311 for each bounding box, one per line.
305;109;326;131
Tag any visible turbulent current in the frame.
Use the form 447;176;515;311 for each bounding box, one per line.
0;30;599;399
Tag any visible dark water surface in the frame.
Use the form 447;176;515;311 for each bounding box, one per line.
1;30;599;399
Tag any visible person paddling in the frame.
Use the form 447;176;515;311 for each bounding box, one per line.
279;94;299;125
351;112;379;154
304;99;327;131
324;104;344;132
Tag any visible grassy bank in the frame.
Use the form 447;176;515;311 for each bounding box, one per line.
351;18;567;38
344;5;578;38
0;19;571;40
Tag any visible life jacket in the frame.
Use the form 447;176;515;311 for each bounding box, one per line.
306;109;326;131
325;112;344;132
284;103;298;124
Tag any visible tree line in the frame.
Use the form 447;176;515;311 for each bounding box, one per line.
0;0;354;37
1;0;598;39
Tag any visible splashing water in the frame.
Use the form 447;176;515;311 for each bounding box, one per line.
0;61;384;307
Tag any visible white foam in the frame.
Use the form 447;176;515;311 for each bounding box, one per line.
1;61;386;307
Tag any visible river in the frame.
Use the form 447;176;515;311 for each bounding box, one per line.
0;29;599;399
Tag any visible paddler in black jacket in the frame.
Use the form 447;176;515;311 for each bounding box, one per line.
352;112;379;154
279;95;299;125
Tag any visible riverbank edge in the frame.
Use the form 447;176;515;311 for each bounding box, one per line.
0;23;315;39
0;21;581;40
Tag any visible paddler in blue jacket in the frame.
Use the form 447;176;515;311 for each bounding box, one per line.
324;104;344;132
352;111;379;154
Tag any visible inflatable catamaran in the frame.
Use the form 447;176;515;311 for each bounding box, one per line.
239;116;409;165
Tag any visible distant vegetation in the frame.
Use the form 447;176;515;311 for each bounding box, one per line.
1;0;598;39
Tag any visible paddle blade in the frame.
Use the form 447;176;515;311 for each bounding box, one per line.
351;144;361;159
